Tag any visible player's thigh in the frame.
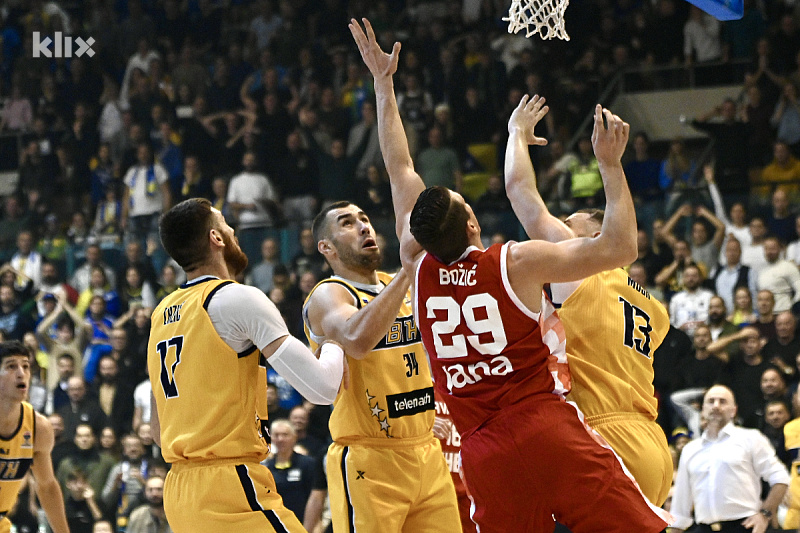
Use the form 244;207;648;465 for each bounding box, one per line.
459;419;557;533
0;517;10;533
164;463;304;533
542;412;667;533
403;440;461;533
596;419;673;507
326;443;413;533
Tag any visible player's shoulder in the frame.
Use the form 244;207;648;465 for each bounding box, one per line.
214;281;270;303
309;277;362;303
33;410;55;450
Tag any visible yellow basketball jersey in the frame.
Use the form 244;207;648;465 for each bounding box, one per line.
785;418;800;528
149;279;269;464
0;402;35;513
556;269;669;420
304;273;434;442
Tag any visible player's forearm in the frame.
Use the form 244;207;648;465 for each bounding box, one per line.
36;480;69;533
268;337;343;404
334;269;410;358
374;78;425;237
504;129;572;242
505;129;550;239
596;161;637;265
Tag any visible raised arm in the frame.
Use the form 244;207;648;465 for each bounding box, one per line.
508;106;638;285
661;203;692;249
505;95;573;243
349;18;424;267
705;165;732;227
696;204;726;251
305;270;411;358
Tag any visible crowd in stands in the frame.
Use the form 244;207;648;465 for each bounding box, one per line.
1;0;800;530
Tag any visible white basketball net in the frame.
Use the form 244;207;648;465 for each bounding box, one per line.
503;0;571;41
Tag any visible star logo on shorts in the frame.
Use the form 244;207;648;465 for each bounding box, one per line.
356;470;365;480
379;418;390;432
370;404;384;417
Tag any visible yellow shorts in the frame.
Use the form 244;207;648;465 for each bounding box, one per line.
588;413;673;507
164;459;305;533
327;436;461;533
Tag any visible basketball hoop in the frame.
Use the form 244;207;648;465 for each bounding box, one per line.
503;0;571;41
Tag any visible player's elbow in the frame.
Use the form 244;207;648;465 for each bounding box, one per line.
596;235;637;269
36;478;62;500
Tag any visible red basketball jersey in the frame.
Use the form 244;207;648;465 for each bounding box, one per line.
414;242;570;439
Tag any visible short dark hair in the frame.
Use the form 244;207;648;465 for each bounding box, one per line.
159;198;214;271
410;187;470;264
0;341;29;364
574;208;604;226
311;201;353;243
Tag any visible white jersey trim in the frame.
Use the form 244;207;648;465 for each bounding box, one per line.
193;278;290;353
499;242;540;320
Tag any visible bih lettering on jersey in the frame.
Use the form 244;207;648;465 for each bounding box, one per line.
414;243;569;440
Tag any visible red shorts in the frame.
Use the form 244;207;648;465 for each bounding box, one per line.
459;396;669;533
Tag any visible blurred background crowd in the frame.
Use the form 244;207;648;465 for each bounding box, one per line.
1;0;800;530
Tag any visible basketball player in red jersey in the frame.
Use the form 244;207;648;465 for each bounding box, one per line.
350;18;672;533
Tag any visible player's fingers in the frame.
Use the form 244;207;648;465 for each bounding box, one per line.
388;42;401;73
517;94;529;110
536;104;549;120
524;94;538;111
532;136;548;146
363;18;376;43
349;18;365;42
349;20;367;54
603;108;615;134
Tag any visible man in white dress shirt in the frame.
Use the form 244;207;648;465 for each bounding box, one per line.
671;385;789;532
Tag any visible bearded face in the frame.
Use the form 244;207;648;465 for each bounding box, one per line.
331;235;383;271
222;230;248;277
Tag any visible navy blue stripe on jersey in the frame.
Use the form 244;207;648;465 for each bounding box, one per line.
180;276;217;289
319;280;362;309
543;284;562;309
0;405;24;441
372;316;419;350
202;280;234;309
237;344;258;359
235;464;289;533
341;447;355;533
0;458;32;481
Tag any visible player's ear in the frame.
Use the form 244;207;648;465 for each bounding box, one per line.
209;228;224;248
318;239;333;255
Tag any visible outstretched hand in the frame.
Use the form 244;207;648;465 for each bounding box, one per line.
349;18;400;80
508;94;549;146
591;104;629;166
